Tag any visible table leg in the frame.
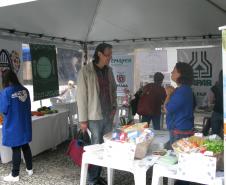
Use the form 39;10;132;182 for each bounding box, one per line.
107;168;114;185
79;162;88;185
168;178;175;185
133;170;146;185
160;113;164;130
212;177;224;185
151;165;162;185
68;114;74;139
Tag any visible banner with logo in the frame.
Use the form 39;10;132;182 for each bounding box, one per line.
0;39;22;86
110;55;134;96
30;44;59;101
177;47;222;106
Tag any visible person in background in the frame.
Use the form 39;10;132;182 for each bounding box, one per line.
200;80;218;136
201;82;217;109
211;70;223;137
137;72;166;130
77;43;117;185
164;62;194;146
60;80;77;102
0;70;33;182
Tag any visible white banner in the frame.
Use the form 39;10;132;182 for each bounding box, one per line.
136;49;168;84
110;55;134;96
0;39;22;85
219;26;226;180
177;47;222;106
221;28;226;126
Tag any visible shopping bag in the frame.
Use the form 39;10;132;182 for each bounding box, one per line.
66;139;84;167
66;129;91;167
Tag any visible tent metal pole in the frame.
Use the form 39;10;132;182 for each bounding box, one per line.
84;0;103;42
205;0;226;14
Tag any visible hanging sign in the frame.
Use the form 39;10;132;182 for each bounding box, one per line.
110;55;134;96
0;39;22;79
30;44;59;101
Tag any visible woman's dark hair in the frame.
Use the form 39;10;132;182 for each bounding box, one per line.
154;72;164;84
93;43;112;64
175;62;193;85
2;69;21;88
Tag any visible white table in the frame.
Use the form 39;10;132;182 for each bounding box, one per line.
151;163;224;185
0;110;69;163
80;131;169;185
51;101;78;138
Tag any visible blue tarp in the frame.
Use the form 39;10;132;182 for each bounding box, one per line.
22;47;31;62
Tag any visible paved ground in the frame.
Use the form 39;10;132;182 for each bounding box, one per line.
0;141;154;185
0;141;204;185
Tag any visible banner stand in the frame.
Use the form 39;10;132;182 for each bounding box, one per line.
219;25;226;183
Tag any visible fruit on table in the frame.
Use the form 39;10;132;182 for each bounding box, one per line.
188;136;205;147
31;111;44;116
37;106;50;112
0;114;3;124
43;109;58;114
37;107;58;115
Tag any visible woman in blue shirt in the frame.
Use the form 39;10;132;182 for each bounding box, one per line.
0;70;33;182
164;62;194;146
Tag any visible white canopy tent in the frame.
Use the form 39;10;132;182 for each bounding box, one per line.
0;0;225;43
0;0;225;98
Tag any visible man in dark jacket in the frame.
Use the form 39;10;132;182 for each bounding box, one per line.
211;70;223;137
137;72;166;130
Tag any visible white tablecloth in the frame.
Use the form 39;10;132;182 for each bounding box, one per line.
0;110;69;163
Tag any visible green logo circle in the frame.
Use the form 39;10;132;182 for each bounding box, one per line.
37;57;52;78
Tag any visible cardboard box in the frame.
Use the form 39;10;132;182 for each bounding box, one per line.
103;132;153;164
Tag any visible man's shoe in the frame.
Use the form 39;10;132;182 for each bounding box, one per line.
3;173;19;182
97;177;107;185
26;169;33;176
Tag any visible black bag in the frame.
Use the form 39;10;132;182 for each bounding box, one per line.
77;129;91;146
130;97;139;115
130;91;142;115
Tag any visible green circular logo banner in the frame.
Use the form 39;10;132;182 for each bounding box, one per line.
37;56;52;78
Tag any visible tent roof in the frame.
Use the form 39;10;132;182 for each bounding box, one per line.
0;0;225;42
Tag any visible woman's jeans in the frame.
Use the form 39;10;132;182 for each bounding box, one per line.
11;143;32;177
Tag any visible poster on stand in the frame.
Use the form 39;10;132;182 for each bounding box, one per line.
219;25;226;185
57;48;82;85
136;49;168;85
0;39;22;87
30;44;59;101
221;29;226;134
177;47;222;106
110;55;134;96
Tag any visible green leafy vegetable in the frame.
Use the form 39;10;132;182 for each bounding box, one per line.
203;139;224;154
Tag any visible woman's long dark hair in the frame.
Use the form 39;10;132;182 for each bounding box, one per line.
92;43;112;64
175;62;194;86
2;69;21;88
